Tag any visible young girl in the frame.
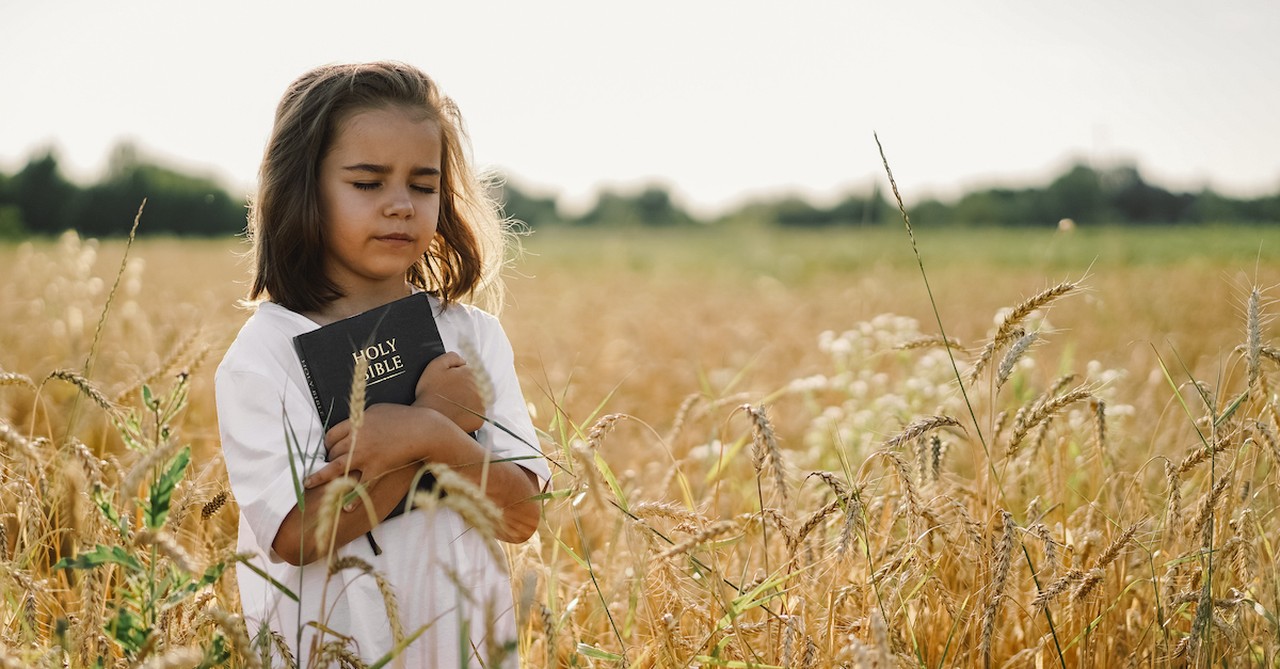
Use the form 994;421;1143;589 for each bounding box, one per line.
215;62;548;667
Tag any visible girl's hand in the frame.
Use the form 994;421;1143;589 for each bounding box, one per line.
415;352;485;433
305;404;434;493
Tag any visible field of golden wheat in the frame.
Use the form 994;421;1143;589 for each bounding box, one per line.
3;223;1280;668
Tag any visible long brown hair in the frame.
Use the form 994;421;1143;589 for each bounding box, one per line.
247;62;508;313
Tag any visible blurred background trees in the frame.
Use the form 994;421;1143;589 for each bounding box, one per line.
0;144;244;237
1;144;1277;238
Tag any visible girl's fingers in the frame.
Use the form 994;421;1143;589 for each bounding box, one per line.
326;435;350;461
303;459;361;490
325;420;351;448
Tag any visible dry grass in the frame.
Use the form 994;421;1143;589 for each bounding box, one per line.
3;226;1280;667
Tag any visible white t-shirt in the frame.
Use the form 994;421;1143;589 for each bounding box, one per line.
215;296;549;668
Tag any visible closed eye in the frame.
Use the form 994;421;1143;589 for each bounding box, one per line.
351;182;436;194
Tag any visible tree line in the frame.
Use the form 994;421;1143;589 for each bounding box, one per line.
501;162;1280;229
0;145;245;237
2;144;1277;238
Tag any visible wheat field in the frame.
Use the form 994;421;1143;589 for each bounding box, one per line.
2;223;1280;668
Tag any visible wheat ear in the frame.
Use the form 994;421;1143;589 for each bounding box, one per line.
740;404;789;506
1006;386;1094;455
995;332;1039;392
980;510;1016;669
970;281;1080;385
330;555;404;645
1246;287;1262;389
658;520;740;560
881;415;961;451
43;369;119;418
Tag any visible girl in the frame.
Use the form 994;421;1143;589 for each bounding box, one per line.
215;62;548;667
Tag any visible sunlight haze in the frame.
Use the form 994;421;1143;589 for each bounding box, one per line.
2;0;1277;216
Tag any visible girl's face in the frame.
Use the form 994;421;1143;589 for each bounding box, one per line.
317;105;442;305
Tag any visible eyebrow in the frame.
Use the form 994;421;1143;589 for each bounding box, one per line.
341;163;441;177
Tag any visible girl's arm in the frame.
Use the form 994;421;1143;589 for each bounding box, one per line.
271;353;484;565
271;449;425;566
276;350;540;564
308;405;541;545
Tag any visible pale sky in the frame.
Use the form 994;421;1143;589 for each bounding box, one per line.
2;1;1278;216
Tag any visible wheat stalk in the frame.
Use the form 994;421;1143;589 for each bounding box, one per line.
968;327;1025;386
740;404;789;506
1071;522;1139;602
994;282;1078;344
113;329;205;404
456;337;496;411
331;555;405;646
43;369;119;418
895;335;964;351
1006;386;1093;455
980;511;1017;668
121;439;186;512
313;475;359;557
1246;287;1262;389
1026;522;1059;577
987;270;1082;371
584;412;625;450
632;501;705;525
137;647;204;669
135;528;199;575
347;354;369;431
880;415;962;451
1189;475;1231;546
0;419;41;471
206;608;261;669
0;371;36;390
995;332;1039;392
877;450;936;531
200;491;228;520
1032;568;1085;609
657;519;739;560
418;462;505;563
791;498;842;553
570;442;608;510
666;393;703;443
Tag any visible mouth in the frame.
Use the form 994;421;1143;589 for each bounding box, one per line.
375;233;415;243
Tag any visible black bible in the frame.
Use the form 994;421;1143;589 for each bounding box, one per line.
291;293;446;538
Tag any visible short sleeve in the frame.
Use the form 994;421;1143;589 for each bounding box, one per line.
471;315;551;484
215;368;328;562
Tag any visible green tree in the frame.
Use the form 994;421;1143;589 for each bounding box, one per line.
576;186;695;227
70;143;244;236
1044;164;1105;224
770;196;831;227
496;180;562;228
906;198;953;226
1103;165;1193;224
0;170;21;236
828;191;893;226
9;150;79;233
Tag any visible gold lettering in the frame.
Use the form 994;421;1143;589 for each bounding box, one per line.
352;338;400;365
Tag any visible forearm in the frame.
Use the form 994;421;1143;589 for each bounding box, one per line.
426;422;542;543
305;404;543;548
272;465;421;566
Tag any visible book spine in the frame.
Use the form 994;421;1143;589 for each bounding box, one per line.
293;341;327;422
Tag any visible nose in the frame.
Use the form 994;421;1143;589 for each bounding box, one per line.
384;188;414;219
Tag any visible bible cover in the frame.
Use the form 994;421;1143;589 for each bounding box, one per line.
291;292;446;523
292;293;445;428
